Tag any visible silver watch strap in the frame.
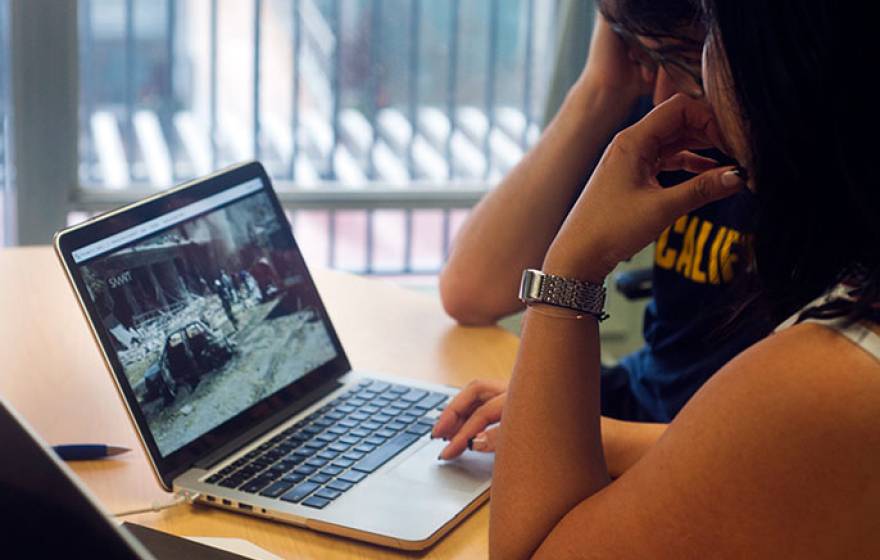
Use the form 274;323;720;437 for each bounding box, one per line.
519;269;608;320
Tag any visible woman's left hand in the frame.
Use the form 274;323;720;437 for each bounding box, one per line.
543;94;746;282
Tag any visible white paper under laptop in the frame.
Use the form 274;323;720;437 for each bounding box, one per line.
54;162;492;550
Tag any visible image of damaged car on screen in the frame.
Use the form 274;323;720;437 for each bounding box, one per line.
81;191;338;456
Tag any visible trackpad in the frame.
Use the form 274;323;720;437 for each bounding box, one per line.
388;440;493;493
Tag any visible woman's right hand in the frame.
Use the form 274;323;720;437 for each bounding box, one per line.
432;379;508;460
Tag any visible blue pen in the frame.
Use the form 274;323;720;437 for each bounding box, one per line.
52;444;131;461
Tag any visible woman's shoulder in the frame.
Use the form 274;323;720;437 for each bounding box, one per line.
539;322;880;558
709;320;880;425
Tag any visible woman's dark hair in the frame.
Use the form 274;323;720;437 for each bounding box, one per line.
702;1;880;324
597;0;701;40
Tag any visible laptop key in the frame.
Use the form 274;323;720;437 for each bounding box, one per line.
418;392;449;410
317;450;339;461
352;432;421;474
282;472;307;484
302;496;331;509
376;428;397;438
260;480;295;498
310;473;333;484
219;477;243;488
401;389;429;403
386;421;407;432
368;381;391;392
239;477;273;494
327;479;354;492
281;481;321;503
332;459;354;469
315;488;342;501
406;422;434;436
337;470;368;484
411;406;431;418
316;433;338;443
321;465;344;476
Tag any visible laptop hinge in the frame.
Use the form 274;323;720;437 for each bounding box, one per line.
193;377;344;470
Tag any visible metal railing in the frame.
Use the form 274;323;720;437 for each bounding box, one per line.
75;0;560;274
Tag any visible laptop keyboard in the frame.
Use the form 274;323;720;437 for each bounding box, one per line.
204;379;448;509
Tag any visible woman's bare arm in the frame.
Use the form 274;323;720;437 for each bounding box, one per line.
496;323;880;559
438;15;650;325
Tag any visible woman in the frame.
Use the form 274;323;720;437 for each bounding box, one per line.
440;0;880;557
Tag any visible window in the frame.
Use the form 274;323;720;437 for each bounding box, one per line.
9;0;562;275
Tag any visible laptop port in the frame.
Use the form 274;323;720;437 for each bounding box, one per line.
238;503;253;511
206;495;215;502
222;499;232;506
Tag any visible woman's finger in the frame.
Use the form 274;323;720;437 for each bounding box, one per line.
469;425;501;453
627;94;727;162
660;165;746;217
659;150;719;174
438;394;505;460
431;379;506;440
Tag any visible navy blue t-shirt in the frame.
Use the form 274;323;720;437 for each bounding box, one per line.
617;190;770;421
612;100;773;422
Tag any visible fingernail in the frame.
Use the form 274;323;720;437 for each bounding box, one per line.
733;166;749;181
467;437;474;451
721;170;744;188
471;433;489;451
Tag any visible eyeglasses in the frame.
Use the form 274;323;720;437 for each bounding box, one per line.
611;24;705;99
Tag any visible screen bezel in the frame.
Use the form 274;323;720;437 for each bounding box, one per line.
54;161;352;488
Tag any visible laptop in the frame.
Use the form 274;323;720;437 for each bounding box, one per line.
0;396;253;559
53;161;492;550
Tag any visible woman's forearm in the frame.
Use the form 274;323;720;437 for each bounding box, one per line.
489;308;610;558
438;84;632;326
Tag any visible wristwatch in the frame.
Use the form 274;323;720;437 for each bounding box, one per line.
518;269;608;320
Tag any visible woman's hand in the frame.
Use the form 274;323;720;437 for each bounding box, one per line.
431;379;507;460
578;12;655;105
544;94;746;282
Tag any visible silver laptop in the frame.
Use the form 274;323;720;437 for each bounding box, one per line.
53;161;492;550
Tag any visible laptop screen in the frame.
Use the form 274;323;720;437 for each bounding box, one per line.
60;165;348;469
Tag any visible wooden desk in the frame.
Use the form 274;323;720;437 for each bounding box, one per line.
0;246;519;559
